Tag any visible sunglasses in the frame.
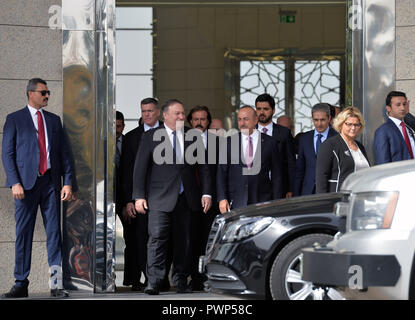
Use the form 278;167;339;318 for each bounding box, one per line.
31;90;51;96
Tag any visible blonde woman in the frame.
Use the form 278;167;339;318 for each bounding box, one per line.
316;106;370;193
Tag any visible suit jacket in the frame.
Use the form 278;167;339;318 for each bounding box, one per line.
120;124;145;207
373;118;414;165
268;123;296;195
294;127;338;196
115;133;124;216
132;125;211;212
2;106;74;191
216;131;283;210
315;134;369;193
197;131;220;202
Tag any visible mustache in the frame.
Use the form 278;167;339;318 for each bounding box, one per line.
195;124;203;129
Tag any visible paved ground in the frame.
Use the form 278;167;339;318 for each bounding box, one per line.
20;286;242;300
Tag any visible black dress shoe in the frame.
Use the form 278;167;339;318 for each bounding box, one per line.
144;284;159;295
50;288;69;298
190;280;205;291
160;279;171;292
131;282;146;291
2;285;28;298
175;283;192;294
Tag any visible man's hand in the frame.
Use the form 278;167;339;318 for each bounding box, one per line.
219;199;230;214
121;205;132;224
201;196;212;213
12;183;24;200
125;202;137;220
135;199;148;214
61;185;72;201
285;192;293;199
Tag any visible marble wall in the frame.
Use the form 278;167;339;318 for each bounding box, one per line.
0;0;62;294
396;0;415;110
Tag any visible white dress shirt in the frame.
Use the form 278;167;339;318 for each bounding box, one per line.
164;125;184;159
241;129;260;160
27;105;51;169
350;148;370;172
258;122;273;137
144;121;160;132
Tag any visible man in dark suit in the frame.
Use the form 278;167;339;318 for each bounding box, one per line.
119;98;161;291
115;111;125;217
186;105;220;291
374;91;415;164
1;78;74;298
294;103;337;196
132;99;211;295
255;93;296;198
217;106;283;213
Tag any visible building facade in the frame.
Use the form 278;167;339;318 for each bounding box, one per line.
0;0;414;293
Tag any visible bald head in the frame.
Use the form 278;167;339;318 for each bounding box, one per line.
210;118;224;130
277;115;294;133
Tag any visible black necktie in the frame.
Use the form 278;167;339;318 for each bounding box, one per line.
115;137;121;168
316;134;323;155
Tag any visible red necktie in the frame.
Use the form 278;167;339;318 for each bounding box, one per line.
400;121;414;159
37;111;47;174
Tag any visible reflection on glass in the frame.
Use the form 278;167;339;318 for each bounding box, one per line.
63;64;95;290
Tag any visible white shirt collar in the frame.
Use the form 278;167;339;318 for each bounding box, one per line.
27;104;42;116
144;121;160;132
258;122;273;133
314;126;330;138
389;116;404;127
242;129;259;139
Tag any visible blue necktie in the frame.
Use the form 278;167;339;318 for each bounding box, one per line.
172;131;184;193
316;133;323;155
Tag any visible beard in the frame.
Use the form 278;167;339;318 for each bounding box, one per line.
258;114;272;124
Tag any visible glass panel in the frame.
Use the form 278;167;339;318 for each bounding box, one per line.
116;75;153;120
294;60;340;134
240;60;286;119
116;30;153;74
116;7;152;29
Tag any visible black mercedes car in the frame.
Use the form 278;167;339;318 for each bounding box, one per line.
199;192;348;300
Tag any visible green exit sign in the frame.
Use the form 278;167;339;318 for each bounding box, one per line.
280;14;296;24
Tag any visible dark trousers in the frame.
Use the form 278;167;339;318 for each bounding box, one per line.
119;215;140;286
146;194;191;287
190;204;219;284
14;172;61;287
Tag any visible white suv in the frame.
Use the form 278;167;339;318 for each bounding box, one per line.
302;160;415;300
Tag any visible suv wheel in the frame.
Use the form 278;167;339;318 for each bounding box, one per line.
269;233;344;300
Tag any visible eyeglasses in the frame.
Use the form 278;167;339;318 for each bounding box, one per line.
344;122;361;128
31;90;51;96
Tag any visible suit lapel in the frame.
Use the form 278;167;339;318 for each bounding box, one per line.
43;111;53;149
388;118;407;150
22;107;38;144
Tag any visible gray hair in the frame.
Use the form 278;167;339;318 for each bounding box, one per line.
311;103;331;118
26;78;47;99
